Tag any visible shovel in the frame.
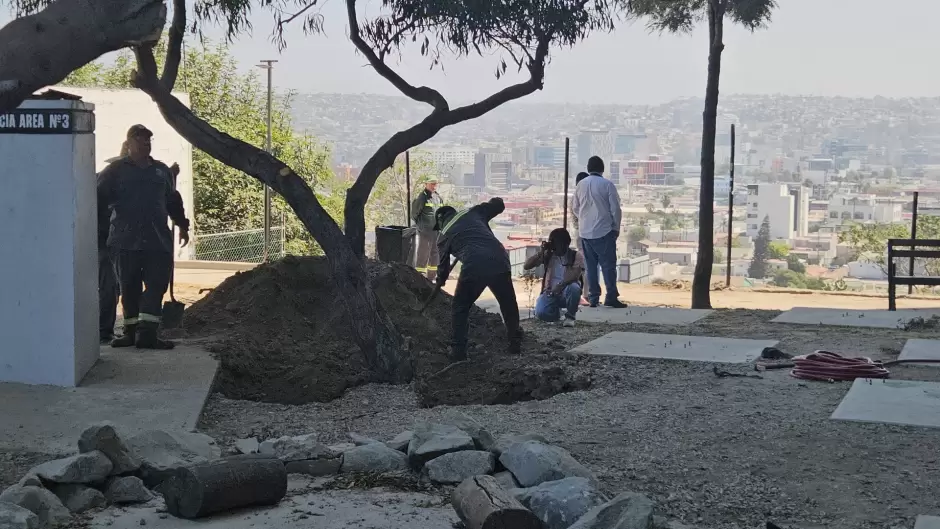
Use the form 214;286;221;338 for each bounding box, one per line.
162;228;185;329
418;258;456;314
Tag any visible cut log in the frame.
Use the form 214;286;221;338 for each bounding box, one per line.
451;475;543;529
162;456;287;519
0;0;166;113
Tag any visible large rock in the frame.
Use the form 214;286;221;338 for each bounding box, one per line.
500;441;596;488
0;486;71;528
512;477;606;529
77;423;140;475
125;431;210;487
104;476;154;504
16;475;42;489
569;492;655;529
385;431;413;453
442;412;497;452
493;470;521;490
234;438;260;455
407;423;475;469
50;484;106;514
30;452;112;484
0;502;39;529
493;433;550;456
425;451;496;485
341;443;408;473
171;432;222;460
258;433;335;462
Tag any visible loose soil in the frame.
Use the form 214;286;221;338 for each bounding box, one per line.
183;256;589;406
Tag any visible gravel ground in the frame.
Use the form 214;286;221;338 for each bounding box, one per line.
197;309;940;529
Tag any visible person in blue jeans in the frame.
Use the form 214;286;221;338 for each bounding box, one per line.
524;228;585;327
571;156;627;308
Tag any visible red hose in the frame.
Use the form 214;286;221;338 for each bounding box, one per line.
789;351;890;382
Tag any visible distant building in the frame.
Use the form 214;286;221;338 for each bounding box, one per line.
577;130;613;167
827;193;903;224
473;150;513;190
622;155;676;185
531;145;567;169
424;148;475;167
745;183;809;240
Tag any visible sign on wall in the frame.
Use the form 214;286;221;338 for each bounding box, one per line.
0;109;95;134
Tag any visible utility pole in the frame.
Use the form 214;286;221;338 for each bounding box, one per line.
258;60;278;261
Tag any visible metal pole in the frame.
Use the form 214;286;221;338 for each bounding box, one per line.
563;137;570;230
726;124;735;287
909;191;919;294
405;151;412;227
258;60;277;261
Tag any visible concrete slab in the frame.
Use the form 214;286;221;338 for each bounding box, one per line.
87;486;456;529
831;378;940;429
898;339;940;367
0;344;218;454
575;306;713;325
771;306;940;329
476;299;534;320
569;332;777;364
915;515;940;529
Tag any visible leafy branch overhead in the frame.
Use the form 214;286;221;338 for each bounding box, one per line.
626;0;776;33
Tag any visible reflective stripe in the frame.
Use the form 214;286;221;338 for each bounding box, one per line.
416;267;428;273
139;313;161;323
427;266;438;271
425;202;434;208
440;209;469;235
123;317;139;325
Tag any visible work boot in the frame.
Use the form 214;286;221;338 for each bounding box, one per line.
135;322;175;350
604;299;628;309
508;328;523;355
110;325;136;348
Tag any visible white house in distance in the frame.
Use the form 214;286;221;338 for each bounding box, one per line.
745;183;810;240
826;193;903;224
50;87;195;260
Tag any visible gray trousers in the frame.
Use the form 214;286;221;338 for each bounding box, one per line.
414;230;440;281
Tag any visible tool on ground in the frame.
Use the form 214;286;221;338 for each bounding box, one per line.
162;228;185;329
713;366;762;379
756;350;940;382
418;258;456;314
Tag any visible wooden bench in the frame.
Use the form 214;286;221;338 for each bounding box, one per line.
887;238;940;310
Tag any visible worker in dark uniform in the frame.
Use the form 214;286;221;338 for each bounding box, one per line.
97;142;130;344
411;178;443;281
434;197;521;361
97;125;190;349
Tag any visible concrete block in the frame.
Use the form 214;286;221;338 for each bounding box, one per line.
0;345;218;454
915;515;940;529
831;379;940;429
575;307;712;325
898;339;940;367
569;332;777;364
771;307;940;329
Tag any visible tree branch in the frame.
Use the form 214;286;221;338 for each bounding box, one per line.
161;0;187;91
444;35;550;124
345;0;449;111
0;0;166;113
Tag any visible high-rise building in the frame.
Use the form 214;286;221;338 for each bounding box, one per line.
473;150;513;190
577;130;613;167
745;184;809;240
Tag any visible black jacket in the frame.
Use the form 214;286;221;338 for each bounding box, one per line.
97;157;190;253
412;188;443;232
437;198;510;281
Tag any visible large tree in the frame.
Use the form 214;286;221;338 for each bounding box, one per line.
0;0;166;112
627;0;776;308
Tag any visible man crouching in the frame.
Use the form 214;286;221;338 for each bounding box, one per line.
524;228;585;327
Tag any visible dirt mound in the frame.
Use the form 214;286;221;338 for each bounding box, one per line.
184;256;589;406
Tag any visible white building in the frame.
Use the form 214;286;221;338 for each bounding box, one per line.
827;193;903;224
745;184;810;240
423;148;476;168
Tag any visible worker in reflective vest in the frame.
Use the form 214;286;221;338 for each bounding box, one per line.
411;178;443;281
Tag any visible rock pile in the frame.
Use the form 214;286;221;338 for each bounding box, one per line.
0;423;219;529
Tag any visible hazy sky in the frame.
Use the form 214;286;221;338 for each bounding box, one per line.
7;0;940;104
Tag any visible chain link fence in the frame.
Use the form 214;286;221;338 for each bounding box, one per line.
193;227;286;263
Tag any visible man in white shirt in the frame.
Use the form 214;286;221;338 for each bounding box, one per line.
571;156;626;308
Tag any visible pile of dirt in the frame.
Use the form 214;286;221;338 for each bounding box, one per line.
184;256;590;406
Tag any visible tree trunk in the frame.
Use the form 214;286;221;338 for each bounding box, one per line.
0;0;166;113
691;0;725;310
451;475;542;529
162;456;287;519
132;50;411;383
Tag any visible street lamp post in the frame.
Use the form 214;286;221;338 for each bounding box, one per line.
257;60;278;261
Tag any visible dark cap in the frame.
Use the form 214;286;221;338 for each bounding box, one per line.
126;124;153;140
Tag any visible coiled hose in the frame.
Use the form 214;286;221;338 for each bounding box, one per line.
758;351;940;382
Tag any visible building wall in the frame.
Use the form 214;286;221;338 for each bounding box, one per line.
746;184;796;240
